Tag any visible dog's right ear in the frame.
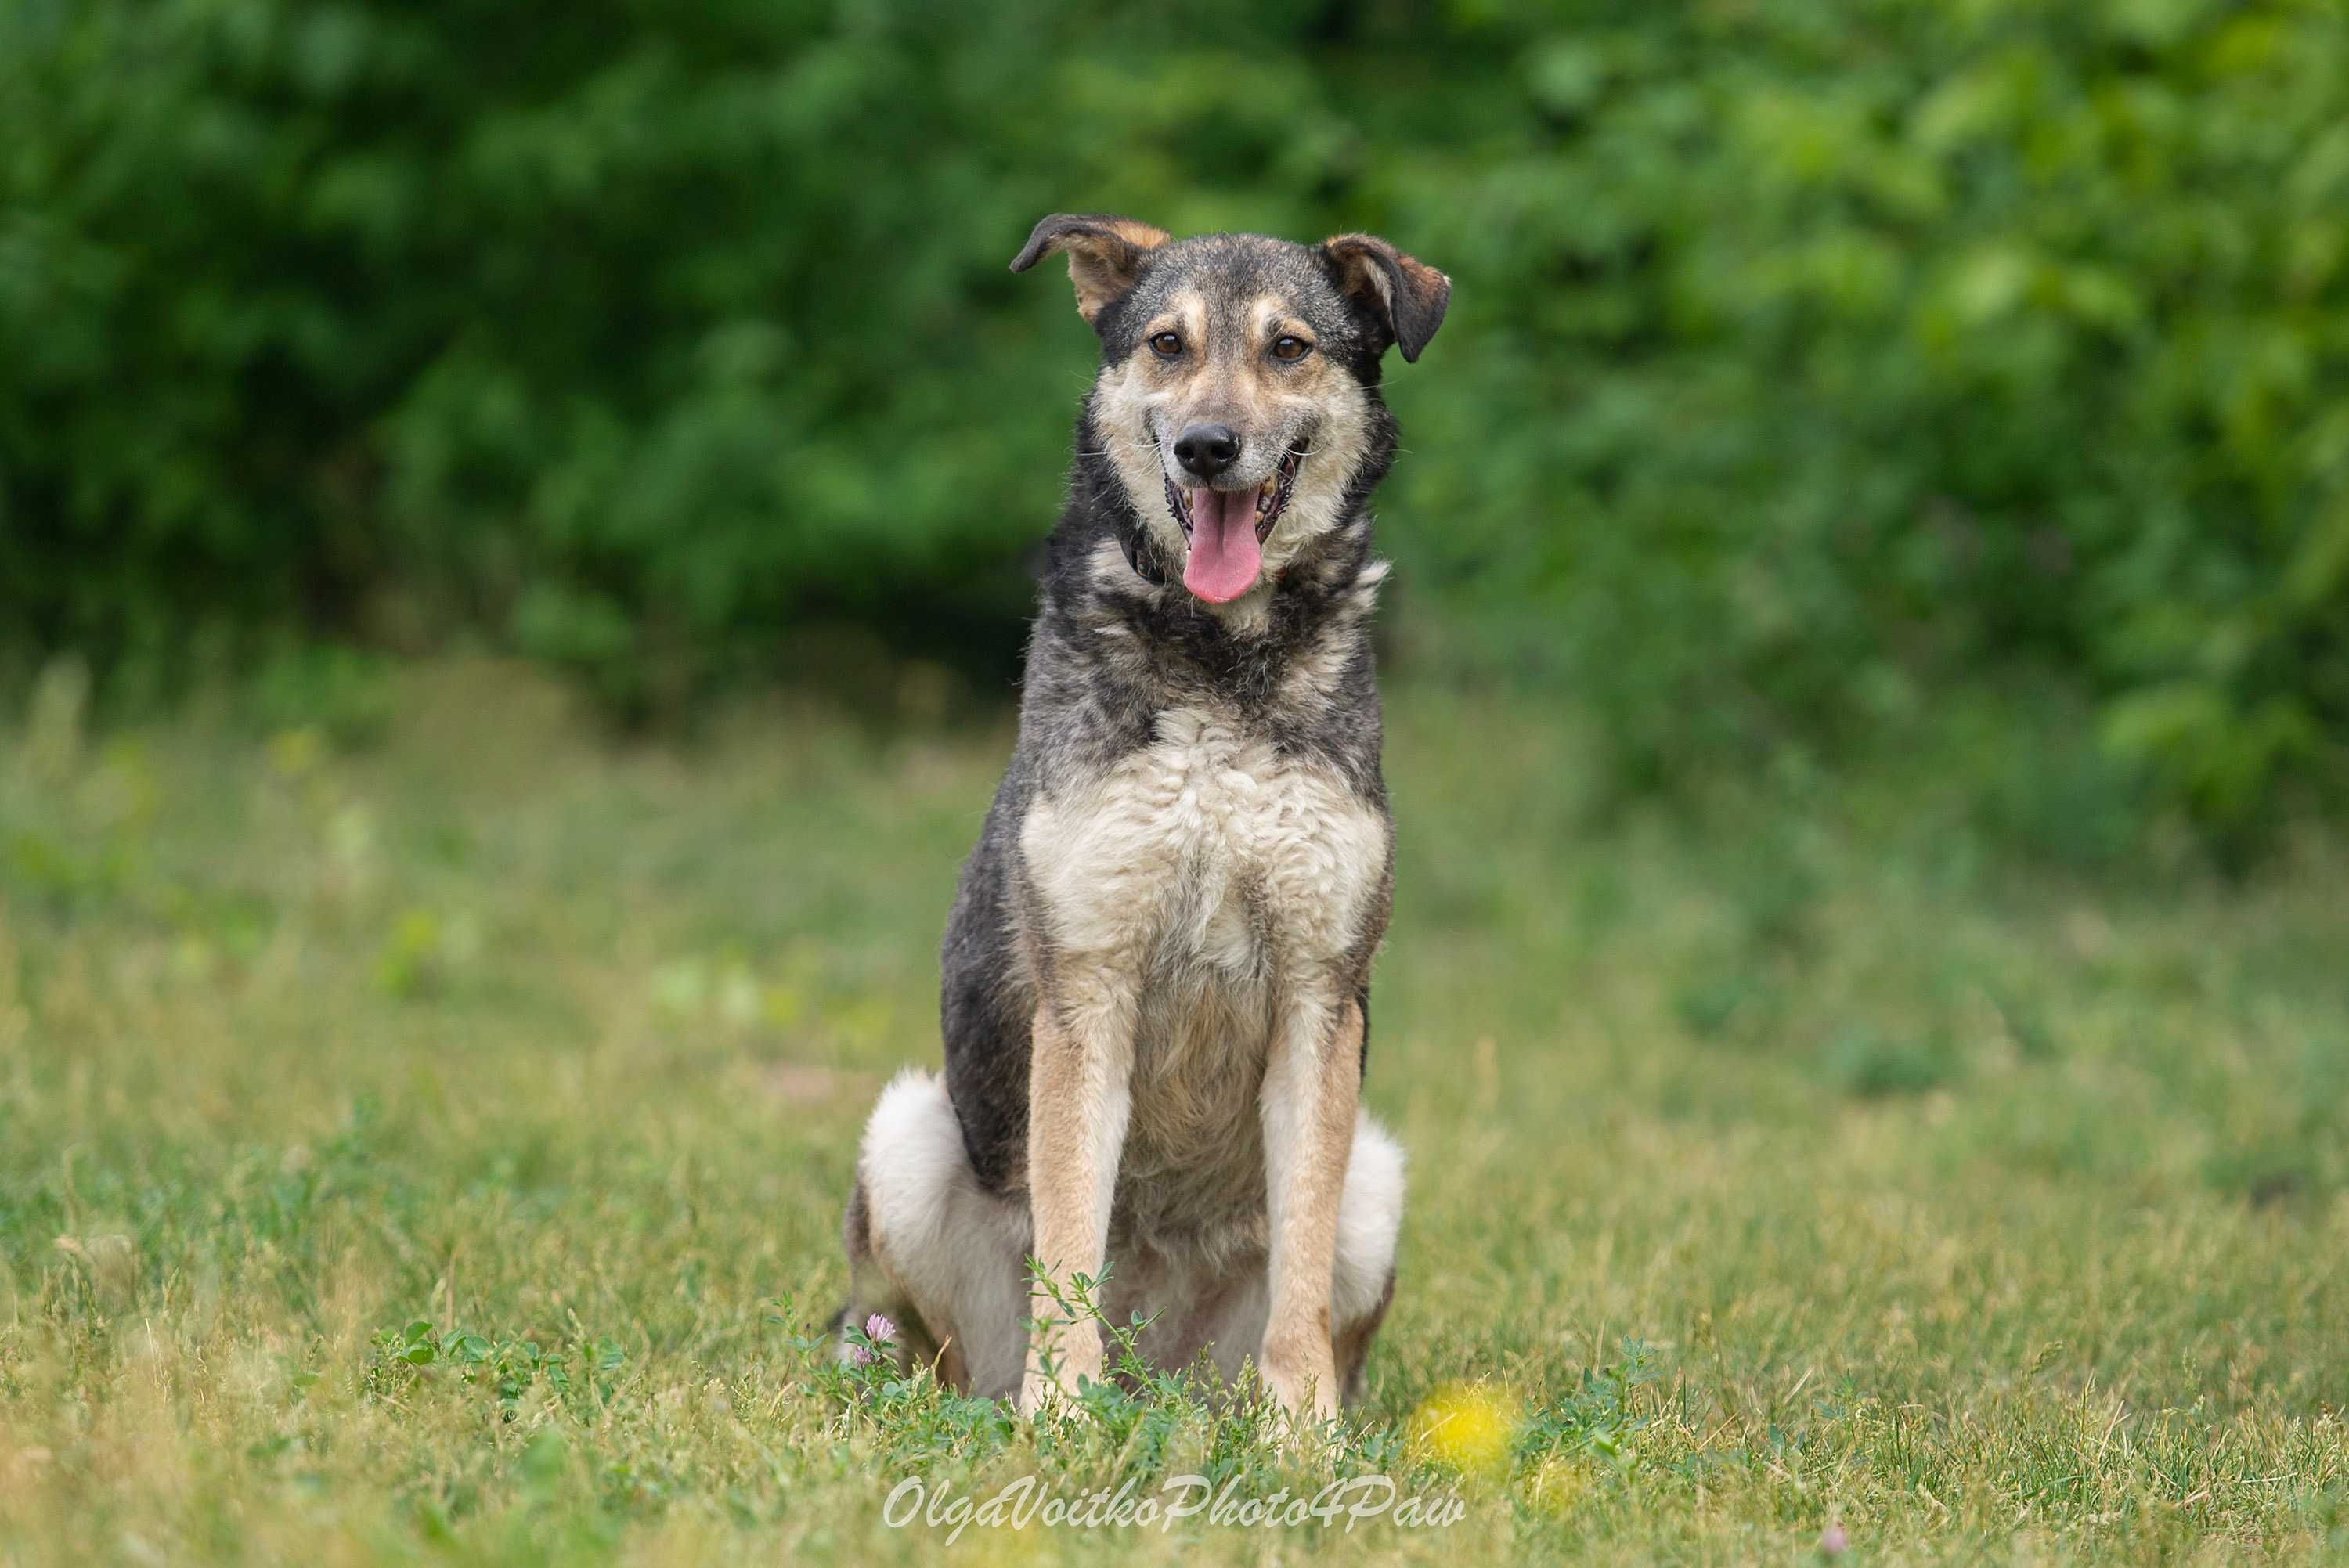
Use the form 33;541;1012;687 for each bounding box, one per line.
1009;214;1171;324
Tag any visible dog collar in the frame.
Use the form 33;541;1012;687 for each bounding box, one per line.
1120;526;1168;586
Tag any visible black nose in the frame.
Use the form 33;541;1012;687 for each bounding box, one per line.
1172;423;1239;479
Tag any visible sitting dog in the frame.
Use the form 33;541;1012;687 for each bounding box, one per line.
838;214;1449;1424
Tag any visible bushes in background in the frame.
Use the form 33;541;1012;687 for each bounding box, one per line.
2;0;2344;830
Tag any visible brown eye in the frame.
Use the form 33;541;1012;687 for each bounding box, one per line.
1149;331;1184;358
1271;334;1312;362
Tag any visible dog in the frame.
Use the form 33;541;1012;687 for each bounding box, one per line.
836;214;1449;1425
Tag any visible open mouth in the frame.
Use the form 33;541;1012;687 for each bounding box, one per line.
1158;438;1309;604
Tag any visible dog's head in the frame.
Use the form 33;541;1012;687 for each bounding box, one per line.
1012;215;1449;608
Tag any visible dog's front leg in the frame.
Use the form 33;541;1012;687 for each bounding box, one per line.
1258;991;1364;1428
1019;983;1134;1415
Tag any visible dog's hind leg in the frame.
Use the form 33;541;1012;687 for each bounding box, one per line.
1330;1111;1405;1405
837;1069;1031;1397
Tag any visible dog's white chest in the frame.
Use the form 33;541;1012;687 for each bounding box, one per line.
1019;706;1387;978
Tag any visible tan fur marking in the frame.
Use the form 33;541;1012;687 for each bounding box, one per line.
1134;294;1210;375
1021;997;1131;1412
1247;294;1313;356
1176;292;1207;350
1258;997;1366;1424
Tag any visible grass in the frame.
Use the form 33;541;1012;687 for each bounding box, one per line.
2;654;2345;1566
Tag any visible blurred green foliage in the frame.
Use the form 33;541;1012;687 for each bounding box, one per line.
2;0;2345;829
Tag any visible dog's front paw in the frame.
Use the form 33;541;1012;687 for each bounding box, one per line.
1265;1375;1340;1436
1019;1366;1099;1421
1020;1314;1105;1418
1260;1332;1341;1436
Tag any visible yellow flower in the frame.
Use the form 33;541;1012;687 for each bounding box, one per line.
1408;1383;1519;1475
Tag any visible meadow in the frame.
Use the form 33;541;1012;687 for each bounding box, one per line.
2;657;2345;1565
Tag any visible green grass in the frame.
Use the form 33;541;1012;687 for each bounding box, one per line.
2;657;2345;1566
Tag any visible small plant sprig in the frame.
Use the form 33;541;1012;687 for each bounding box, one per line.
1513;1338;1664;1472
1022;1257;1185;1412
365;1317;626;1418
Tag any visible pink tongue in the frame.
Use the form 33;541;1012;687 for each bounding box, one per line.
1182;488;1262;603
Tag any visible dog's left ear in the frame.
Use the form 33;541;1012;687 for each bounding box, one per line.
1319;234;1451;363
1009;214;1171;323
